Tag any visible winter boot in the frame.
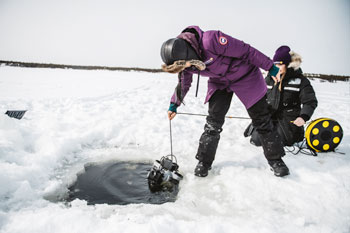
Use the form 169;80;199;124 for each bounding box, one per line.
268;159;290;177
194;161;212;177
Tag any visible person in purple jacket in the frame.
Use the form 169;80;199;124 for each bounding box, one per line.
161;26;289;177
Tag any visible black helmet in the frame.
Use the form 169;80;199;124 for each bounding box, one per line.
160;38;199;65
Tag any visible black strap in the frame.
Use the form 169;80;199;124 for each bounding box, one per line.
195;70;200;97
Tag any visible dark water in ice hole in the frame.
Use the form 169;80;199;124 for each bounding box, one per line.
67;161;179;205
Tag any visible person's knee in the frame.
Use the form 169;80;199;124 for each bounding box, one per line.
204;122;223;136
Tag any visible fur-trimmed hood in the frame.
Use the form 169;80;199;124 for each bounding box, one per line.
288;51;302;70
176;26;204;58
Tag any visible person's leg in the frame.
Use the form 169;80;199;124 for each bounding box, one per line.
250;128;262;146
247;96;289;177
195;89;233;177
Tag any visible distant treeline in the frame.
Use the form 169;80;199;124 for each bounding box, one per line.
0;60;163;73
1;60;349;82
303;73;349;82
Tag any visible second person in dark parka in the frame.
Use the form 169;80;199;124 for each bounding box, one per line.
248;46;318;147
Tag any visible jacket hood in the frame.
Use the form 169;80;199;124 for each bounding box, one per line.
176;26;204;58
288;51;302;70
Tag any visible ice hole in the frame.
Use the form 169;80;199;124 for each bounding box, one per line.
66;161;179;205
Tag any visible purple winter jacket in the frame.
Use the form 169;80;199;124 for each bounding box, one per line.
170;26;274;109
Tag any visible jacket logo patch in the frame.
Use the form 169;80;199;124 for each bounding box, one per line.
219;36;228;45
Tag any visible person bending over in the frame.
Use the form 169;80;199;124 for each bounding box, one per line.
161;26;289;177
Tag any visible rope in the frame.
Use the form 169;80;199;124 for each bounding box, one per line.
168;120;179;163
169;120;173;156
177;112;250;120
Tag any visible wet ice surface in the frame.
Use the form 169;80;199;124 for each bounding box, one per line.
67;161;179;205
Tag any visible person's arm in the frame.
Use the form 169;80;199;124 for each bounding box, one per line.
298;77;318;122
168;71;193;120
170;71;193;105
168;103;178;120
292;77;318;126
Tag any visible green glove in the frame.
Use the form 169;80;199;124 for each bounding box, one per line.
268;65;279;77
168;103;178;113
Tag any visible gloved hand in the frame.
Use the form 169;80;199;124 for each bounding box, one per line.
269;65;280;77
268;65;281;83
168;103;178;120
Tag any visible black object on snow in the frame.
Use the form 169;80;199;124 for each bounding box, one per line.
5;110;27;120
147;155;183;192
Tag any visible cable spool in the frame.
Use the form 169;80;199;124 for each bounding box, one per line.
305;118;343;152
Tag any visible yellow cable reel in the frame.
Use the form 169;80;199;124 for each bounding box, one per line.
305;118;343;152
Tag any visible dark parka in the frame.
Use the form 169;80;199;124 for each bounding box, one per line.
265;53;318;146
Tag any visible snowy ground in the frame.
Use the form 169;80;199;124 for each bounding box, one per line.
0;66;349;233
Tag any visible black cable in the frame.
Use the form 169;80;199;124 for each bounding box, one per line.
168;120;178;163
169;120;173;156
285;139;317;156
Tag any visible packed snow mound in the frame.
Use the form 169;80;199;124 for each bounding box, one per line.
0;67;349;233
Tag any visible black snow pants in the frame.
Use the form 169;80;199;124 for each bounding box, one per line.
195;90;285;165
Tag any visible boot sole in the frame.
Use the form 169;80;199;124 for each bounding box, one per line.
194;167;211;177
270;168;290;177
194;173;208;177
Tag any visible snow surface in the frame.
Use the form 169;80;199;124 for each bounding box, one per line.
0;66;349;233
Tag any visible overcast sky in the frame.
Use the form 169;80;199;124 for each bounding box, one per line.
0;0;349;75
